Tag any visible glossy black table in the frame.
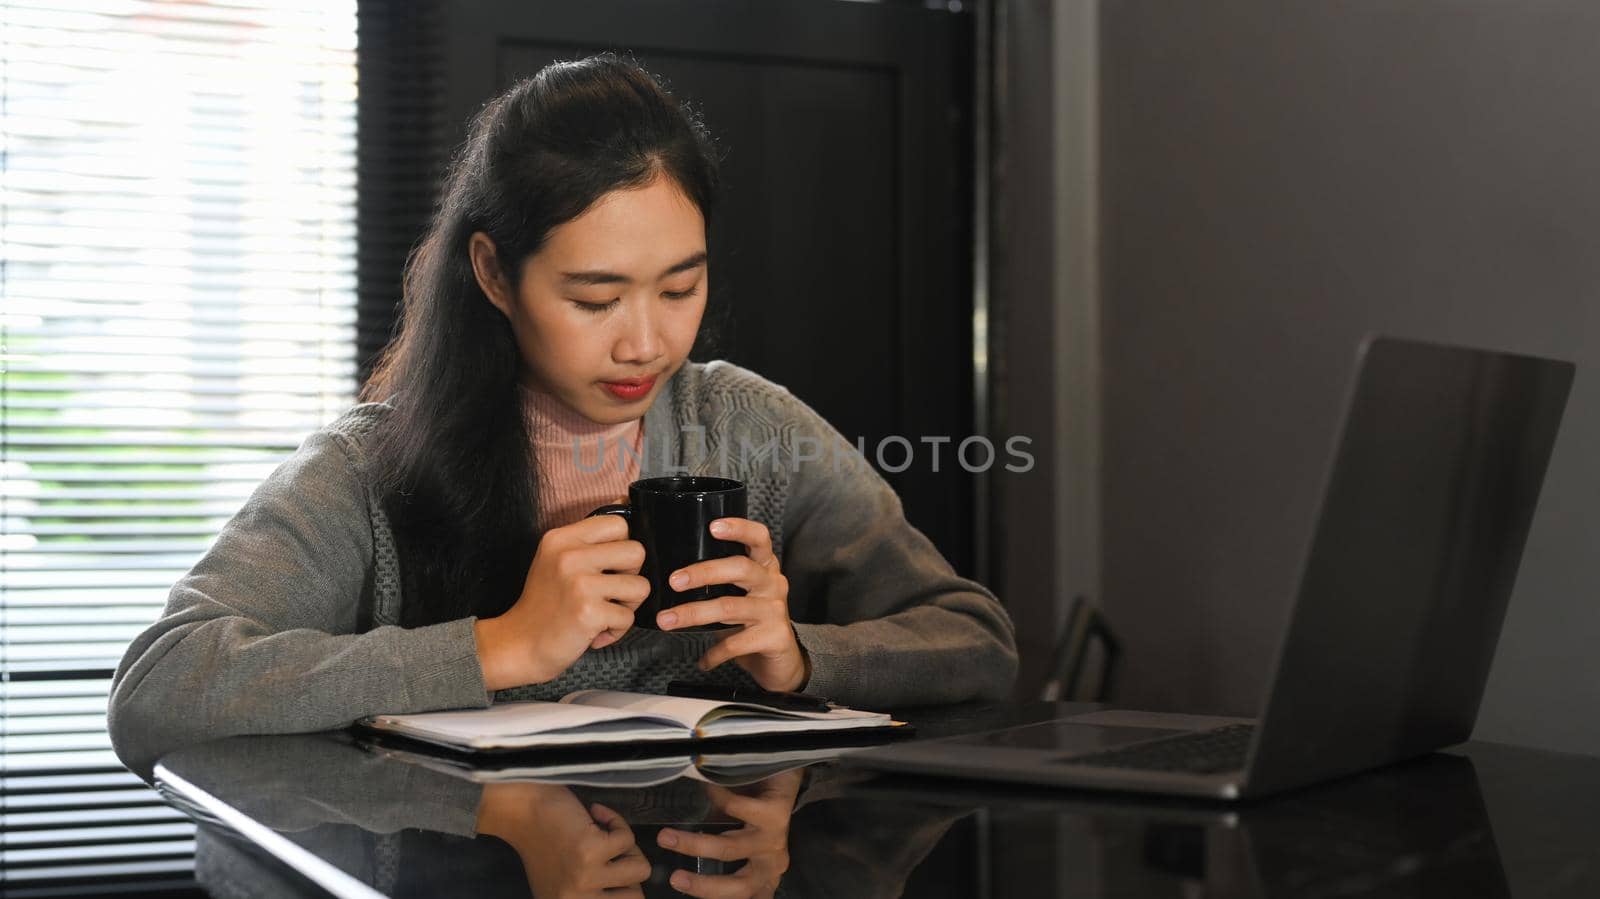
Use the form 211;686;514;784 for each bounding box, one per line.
150;702;1600;898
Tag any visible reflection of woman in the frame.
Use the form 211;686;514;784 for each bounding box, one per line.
107;52;1017;778
474;783;651;897
168;735;539;898
774;766;969;899
645;771;801;897
170;734;958;899
476;770;805;899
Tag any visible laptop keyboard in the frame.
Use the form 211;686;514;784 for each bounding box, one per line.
1061;723;1256;774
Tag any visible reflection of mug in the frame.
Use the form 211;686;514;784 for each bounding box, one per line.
588;476;748;631
635;821;748;887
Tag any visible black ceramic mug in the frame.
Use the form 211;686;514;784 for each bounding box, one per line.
588;476;749;631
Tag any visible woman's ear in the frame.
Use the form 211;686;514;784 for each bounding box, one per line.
468;231;514;319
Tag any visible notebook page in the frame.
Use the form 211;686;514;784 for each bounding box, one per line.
696;708;892;738
560;690;734;729
363;700;687;749
562;689;893;737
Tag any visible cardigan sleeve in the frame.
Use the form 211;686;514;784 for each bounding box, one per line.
107;425;491;780
776;393;1019;708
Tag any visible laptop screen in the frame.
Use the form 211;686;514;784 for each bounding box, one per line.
1246;336;1573;795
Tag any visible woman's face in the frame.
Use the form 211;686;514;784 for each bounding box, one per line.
471;176;708;424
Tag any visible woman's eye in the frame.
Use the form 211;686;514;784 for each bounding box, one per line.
569;286;696;311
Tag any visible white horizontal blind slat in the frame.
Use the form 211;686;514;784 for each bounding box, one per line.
2;1;359;892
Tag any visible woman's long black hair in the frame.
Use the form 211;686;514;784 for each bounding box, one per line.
360;54;720;628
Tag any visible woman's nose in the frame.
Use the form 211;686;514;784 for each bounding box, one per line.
612;300;663;364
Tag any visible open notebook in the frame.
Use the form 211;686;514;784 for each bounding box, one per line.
357;689;899;753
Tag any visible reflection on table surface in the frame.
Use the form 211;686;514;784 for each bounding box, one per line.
156;726;959;899
151;702;1600;898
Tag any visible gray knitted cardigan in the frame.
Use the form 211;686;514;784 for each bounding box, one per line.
108;360;1019;776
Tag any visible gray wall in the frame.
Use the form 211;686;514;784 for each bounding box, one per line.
1094;0;1600;754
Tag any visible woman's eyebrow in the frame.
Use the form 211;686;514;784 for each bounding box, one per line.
559;251;707;287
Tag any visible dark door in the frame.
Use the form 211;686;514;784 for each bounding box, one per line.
358;0;977;573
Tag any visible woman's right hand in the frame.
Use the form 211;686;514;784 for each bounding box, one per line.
474;511;650;691
475;782;649;898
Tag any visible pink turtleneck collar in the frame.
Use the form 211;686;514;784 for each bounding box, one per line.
522;385;643;531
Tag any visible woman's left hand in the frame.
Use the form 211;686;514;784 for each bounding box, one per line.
656;517;809;693
655;768;803;898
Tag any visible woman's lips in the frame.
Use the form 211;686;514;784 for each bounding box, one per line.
601;375;656;400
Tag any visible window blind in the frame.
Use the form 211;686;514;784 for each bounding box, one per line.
1;0;358;892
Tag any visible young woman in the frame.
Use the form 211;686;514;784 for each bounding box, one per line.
108;54;1018;777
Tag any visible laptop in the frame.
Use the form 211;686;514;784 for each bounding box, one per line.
846;336;1574;800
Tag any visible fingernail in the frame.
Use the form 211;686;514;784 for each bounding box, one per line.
709;520;728;536
669;572;688;589
671;872;691;890
658;612;678;628
658;830;679;848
